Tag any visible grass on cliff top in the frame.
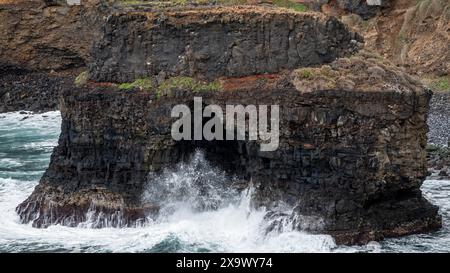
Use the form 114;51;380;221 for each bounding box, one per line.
118;78;154;91
117;76;222;97
422;76;450;92
294;66;340;90
157;76;221;96
273;0;307;12
118;0;308;12
299;68;313;79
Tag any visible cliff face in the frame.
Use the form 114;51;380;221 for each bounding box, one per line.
0;0;111;113
88;7;361;83
0;0;109;71
0;68;74;113
16;6;441;244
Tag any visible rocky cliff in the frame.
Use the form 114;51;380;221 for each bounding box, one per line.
331;0;450;77
0;0;109;71
88;6;360;82
16;6;441;245
0;0;112;112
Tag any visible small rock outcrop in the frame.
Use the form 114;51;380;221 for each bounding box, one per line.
306;0;388;19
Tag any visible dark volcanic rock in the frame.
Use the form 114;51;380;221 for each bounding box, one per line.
428;92;450;147
336;0;386;19
427;145;450;179
17;48;442;244
88;6;361;83
0;0;111;113
0;66;74;113
307;0;388;20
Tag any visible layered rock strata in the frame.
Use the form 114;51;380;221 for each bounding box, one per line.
88;7;361;82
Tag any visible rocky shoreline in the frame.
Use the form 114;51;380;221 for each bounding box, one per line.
428;92;450;147
427;91;450;180
427;144;450;180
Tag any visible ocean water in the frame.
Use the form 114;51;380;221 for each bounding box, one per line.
0;111;449;253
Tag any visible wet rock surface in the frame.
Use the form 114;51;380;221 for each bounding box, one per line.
427;145;450;180
426;90;450;180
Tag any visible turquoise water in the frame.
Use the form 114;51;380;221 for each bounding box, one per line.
0;111;449;253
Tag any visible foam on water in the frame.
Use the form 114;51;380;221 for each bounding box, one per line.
0;111;449;253
0;171;335;253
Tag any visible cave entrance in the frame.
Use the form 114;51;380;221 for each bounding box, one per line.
168;102;265;193
173;139;255;186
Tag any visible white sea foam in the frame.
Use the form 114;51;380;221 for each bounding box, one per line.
0;111;337;252
0;158;23;168
0;176;336;252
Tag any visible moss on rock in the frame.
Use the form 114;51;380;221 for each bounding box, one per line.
118;78;154;91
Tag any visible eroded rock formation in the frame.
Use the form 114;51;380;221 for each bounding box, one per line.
15;5;442;245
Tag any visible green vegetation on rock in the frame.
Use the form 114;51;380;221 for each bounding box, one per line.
117;76;221;98
426;144;440;153
157;76;221;97
299;68;313;79
273;0;307;12
431;78;450;92
74;71;88;87
118;78;153;91
422;76;450;92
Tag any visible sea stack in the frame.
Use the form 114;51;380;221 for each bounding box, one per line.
15;5;441;245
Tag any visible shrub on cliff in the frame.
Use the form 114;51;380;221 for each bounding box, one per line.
74;71;88;87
